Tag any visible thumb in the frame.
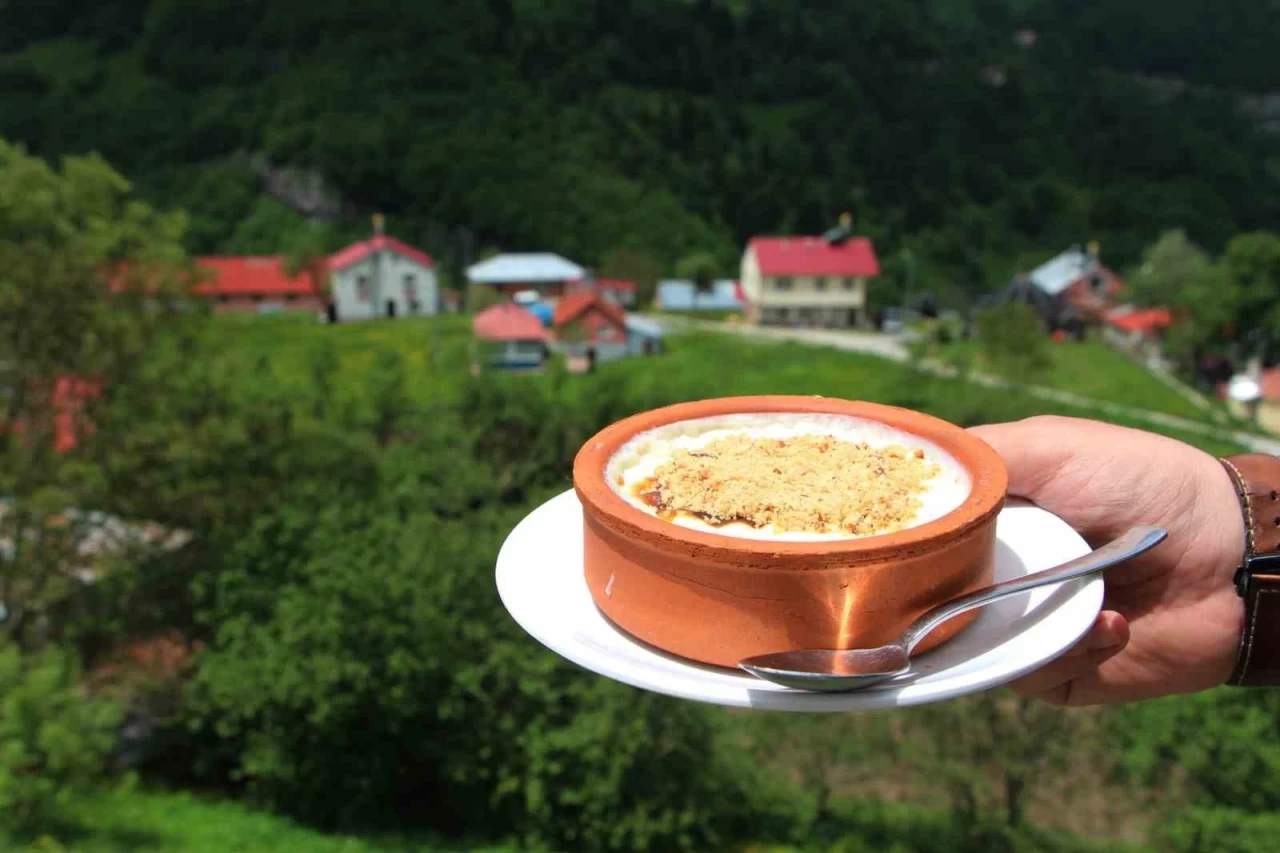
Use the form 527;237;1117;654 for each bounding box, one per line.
966;416;1087;500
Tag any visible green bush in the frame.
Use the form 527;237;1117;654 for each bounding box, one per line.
0;644;123;831
1115;689;1280;812
975;302;1051;383
185;472;766;849
1156;807;1280;853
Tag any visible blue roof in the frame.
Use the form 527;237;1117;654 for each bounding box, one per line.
656;279;743;311
527;302;554;325
624;316;665;338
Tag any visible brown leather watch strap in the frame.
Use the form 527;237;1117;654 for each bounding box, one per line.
1220;454;1280;686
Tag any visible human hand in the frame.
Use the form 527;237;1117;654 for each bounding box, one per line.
967;415;1246;705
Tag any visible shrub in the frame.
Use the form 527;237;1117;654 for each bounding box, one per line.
975;302;1051;383
185;494;764;850
1156;807;1280;853
0;644;123;831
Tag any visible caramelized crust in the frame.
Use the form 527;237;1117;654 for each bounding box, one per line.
635;434;939;536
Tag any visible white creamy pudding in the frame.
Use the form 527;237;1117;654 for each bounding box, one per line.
606;412;971;541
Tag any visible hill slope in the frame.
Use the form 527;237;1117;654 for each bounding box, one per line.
2;1;1277;300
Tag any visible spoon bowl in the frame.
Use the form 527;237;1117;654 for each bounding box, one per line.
738;525;1167;693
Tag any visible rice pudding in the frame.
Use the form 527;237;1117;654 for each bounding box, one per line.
607;412;971;541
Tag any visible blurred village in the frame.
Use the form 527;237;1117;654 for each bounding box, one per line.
169;210;1280;432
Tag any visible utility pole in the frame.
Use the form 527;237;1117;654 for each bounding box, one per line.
371;213;384;320
902;247;915;313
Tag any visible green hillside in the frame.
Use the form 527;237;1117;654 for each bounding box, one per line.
2;1;1278;303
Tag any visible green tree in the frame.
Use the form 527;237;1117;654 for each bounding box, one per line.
1219;231;1280;362
974;302;1051;384
0;138;197;649
464;283;503;314
675;251;721;294
1125;230;1215;309
899;692;1089;830
599;247;664;309
0;644;123;832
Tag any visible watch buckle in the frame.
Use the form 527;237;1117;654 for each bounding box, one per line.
1237;552;1280;596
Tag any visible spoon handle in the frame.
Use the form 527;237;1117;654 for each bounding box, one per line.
899;525;1168;655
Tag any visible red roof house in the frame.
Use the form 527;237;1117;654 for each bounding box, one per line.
747;236;881;279
1104;307;1173;337
192;256;323;313
327;236;434;274
740;234;880;328
472;303;550;370
592;278;637;307
552;290;627;343
1027;245;1125;322
472;303;550;342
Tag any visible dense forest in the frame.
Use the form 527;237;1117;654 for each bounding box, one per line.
2;0;1280;305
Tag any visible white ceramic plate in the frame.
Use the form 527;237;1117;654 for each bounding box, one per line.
496;490;1100;712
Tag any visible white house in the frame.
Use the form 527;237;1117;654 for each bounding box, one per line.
740;232;880;328
328;236;438;322
465;253;586;301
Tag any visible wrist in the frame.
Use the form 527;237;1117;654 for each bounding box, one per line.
1217;453;1280;687
1208;456;1249;597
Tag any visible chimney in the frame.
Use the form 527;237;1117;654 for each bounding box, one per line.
372;213;385;237
824;212;854;246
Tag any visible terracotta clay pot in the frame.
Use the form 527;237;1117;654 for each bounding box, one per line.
572;396;1008;669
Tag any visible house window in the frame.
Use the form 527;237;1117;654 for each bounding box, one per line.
774;278;793;291
403;274;420;313
843;278;855;291
357;274;371;302
814;277;827;291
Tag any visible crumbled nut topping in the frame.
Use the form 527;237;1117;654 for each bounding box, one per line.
635;434;939;536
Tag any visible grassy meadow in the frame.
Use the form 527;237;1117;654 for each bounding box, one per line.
913;331;1246;429
210;313;1248;458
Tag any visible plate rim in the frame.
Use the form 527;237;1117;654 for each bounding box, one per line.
496;489;1102;712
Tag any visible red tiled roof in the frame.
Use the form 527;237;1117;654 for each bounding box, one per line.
472;303;550;341
1105;307;1173;335
192;256;318;297
553;290;626;328
1260;369;1280;402
328;236;434;273
595;278;636;292
748;236;880;278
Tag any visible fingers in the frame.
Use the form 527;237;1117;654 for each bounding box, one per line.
1007;610;1129;705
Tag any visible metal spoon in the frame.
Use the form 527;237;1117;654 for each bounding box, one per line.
738;525;1167;693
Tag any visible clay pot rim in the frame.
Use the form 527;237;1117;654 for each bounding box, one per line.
572;395;1008;564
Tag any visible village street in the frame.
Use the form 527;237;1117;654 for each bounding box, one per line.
651;315;1280;455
